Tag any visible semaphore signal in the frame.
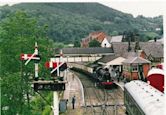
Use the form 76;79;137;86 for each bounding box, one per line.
20;54;40;61
20;43;66;115
20;42;40;80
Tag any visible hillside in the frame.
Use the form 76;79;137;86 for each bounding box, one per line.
0;3;163;43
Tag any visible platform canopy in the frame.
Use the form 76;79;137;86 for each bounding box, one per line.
122;56;151;64
106;57;126;66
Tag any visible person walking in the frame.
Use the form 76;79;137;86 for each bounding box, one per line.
72;74;75;81
72;96;76;109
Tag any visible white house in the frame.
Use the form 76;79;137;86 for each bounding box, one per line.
101;37;111;48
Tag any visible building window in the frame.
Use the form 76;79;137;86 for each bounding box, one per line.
132;65;138;72
123;65;127;70
123;65;130;71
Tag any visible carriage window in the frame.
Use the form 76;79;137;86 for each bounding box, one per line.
132;65;138;72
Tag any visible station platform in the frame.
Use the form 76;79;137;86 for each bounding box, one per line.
114;80;125;91
63;70;84;110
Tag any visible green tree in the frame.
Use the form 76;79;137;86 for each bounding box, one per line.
110;31;118;36
89;39;101;47
1;3;162;43
74;40;81;47
0;11;53;115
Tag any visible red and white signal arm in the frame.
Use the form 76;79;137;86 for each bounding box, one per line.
45;61;61;69
20;54;40;61
45;61;67;70
20;54;35;60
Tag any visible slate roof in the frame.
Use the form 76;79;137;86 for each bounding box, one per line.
112;42;163;58
110;35;123;42
140;42;163;58
61;47;114;56
122;57;151;64
97;55;117;63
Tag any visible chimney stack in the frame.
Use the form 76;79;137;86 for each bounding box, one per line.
154;37;157;42
128;41;131;52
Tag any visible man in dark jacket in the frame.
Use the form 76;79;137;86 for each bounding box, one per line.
72;96;76;109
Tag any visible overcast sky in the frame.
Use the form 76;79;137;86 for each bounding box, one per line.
0;0;165;17
101;1;165;17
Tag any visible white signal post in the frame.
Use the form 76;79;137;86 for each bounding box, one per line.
57;60;60;77
24;42;39;80
52;49;64;115
51;57;59;115
48;49;66;115
60;49;67;80
34;42;39;79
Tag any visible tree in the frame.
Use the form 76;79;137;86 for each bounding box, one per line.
89;39;101;47
122;30;139;42
74;40;81;47
110;31;118;36
134;41;141;52
0;11;54;114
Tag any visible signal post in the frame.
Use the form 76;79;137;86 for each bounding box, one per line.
20;42;67;115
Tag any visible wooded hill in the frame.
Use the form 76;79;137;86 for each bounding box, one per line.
0;3;163;43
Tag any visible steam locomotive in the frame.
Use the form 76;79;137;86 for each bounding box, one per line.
70;63;116;89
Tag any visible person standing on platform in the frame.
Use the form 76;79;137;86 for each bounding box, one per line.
72;96;76;109
72;73;75;81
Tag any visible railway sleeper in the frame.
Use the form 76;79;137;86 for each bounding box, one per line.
82;104;124;108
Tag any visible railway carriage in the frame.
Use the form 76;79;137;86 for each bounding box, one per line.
124;80;164;115
70;62;115;88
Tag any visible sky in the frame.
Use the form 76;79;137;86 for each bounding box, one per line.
101;1;165;17
0;0;165;18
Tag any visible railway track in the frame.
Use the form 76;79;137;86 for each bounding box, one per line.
72;70;125;115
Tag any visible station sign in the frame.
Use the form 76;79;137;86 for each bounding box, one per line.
33;82;65;91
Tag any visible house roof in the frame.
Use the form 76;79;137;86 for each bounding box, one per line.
106;36;112;43
110;35;123;42
60;47;114;56
122;56;151;64
112;42;163;58
90;31;106;43
140;42;163;58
